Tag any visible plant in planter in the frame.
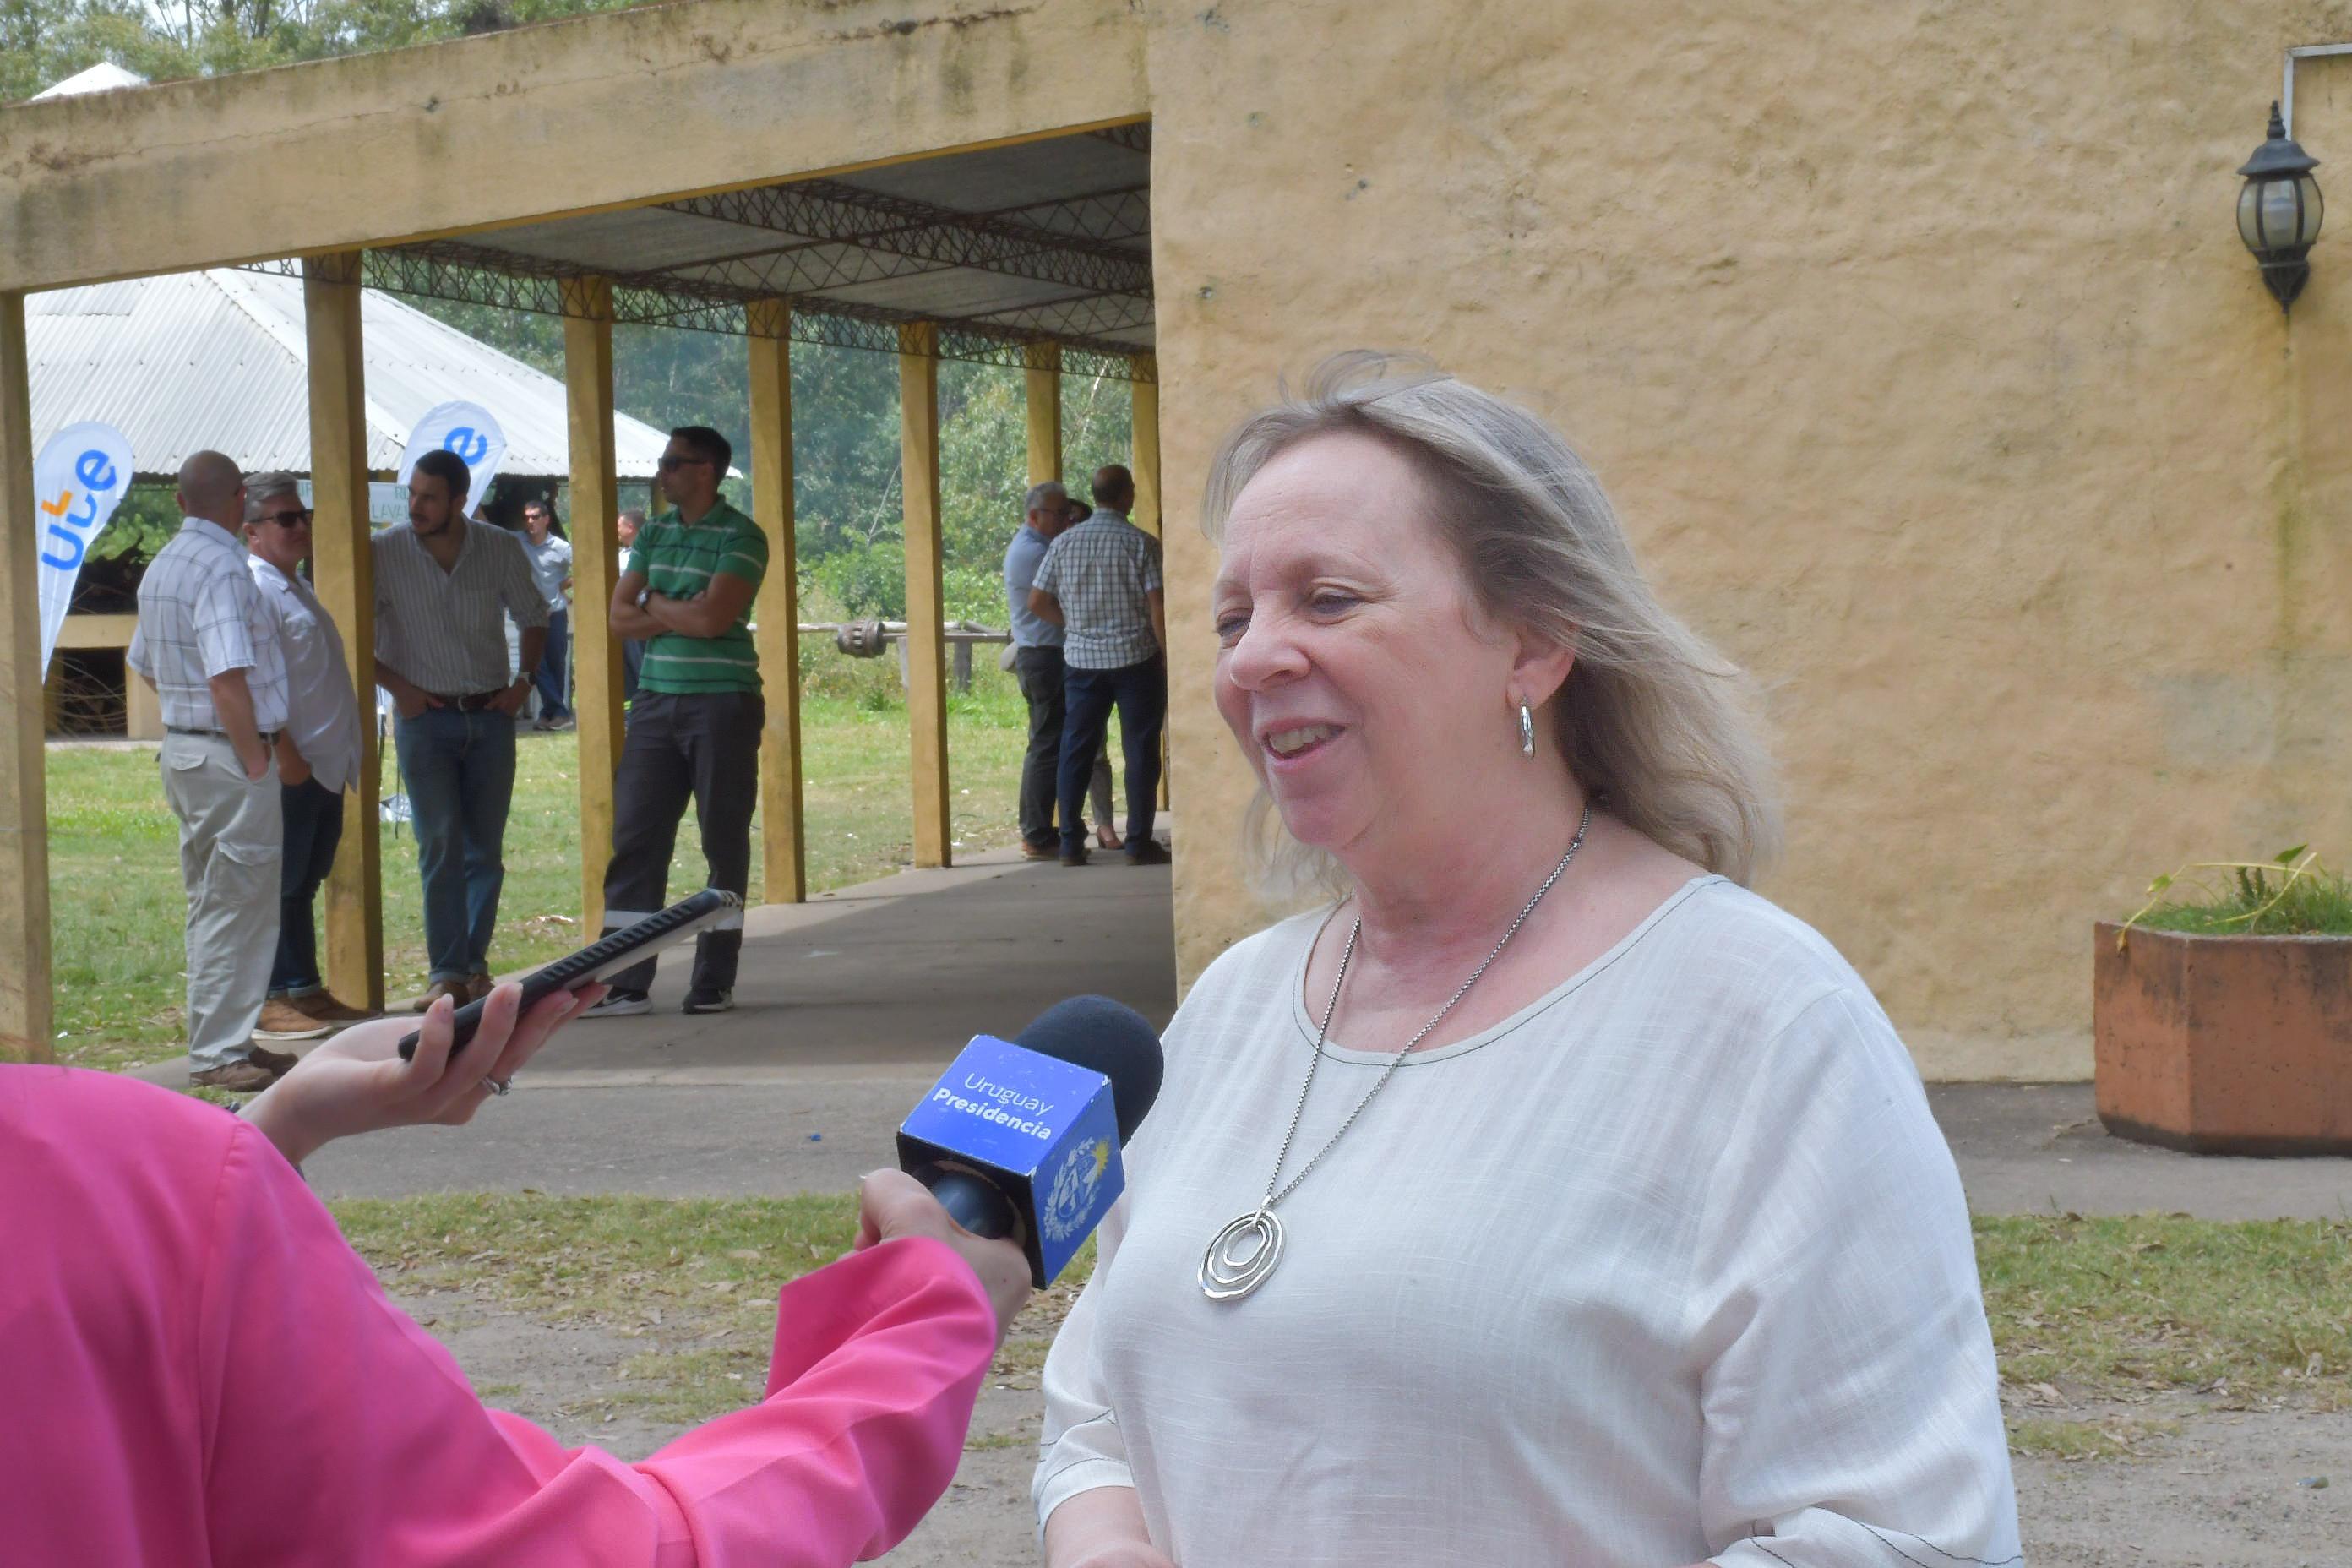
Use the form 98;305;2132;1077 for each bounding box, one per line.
2095;847;2352;1155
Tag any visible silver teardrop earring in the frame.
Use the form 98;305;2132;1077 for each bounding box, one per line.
1518;699;1535;760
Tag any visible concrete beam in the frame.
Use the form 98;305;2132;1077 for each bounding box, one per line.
899;322;951;869
0;293;51;1061
747;299;807;904
302;253;384;1011
0;0;1147;293
563;276;623;933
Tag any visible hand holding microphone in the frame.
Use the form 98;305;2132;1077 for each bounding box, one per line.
854;1168;1034;1343
897;995;1166;1287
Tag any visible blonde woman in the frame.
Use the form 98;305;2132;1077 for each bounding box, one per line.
1035;356;2018;1567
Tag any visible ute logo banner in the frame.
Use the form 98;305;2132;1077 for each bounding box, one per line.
395;401;508;511
34;422;133;676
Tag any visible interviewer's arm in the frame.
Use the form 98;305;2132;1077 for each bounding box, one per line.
201;1139;1004;1567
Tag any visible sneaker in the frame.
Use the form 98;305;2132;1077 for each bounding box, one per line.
1125;841;1172;867
409;979;468;1014
254;999;332;1041
585;988;652;1018
465;972;495;1003
1059;846;1090;868
682;987;733;1015
546;715;575;732
291;992;376;1024
245;1044;301;1077
191;1059;275;1092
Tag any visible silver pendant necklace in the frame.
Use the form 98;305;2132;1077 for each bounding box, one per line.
1200;803;1593;1303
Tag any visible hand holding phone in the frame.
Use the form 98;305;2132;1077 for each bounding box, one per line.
396;890;743;1062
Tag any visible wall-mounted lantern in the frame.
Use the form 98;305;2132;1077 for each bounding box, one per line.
2240;101;2324;310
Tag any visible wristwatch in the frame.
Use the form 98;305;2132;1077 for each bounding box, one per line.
635;586;652;609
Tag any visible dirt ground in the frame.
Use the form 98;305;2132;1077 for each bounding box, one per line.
404;1286;2352;1567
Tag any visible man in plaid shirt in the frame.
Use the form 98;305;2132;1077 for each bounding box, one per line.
1029;464;1170;867
127;452;295;1091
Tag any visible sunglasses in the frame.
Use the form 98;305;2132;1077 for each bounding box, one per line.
657;455;714;471
256;508;313;529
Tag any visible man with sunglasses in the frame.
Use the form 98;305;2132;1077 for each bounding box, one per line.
242;475;371;1039
587;426;765;1016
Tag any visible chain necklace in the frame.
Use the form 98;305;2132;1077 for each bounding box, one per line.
1199;803;1593;1302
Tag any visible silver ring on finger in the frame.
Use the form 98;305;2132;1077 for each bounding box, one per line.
482;1076;511;1097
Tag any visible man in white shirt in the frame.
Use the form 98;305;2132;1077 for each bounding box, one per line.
126;451;295;1091
241;474;371;1041
520;497;574;731
371;449;547;1010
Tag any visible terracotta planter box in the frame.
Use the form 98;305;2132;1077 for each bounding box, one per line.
2093;922;2352;1155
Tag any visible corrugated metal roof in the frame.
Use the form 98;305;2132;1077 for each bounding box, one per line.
25;269;669;479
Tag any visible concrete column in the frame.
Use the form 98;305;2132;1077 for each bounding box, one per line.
0;291;52;1062
302;253;385;1010
747;299;807;903
1130;352;1162;537
1025;340;1062;487
898;323;951;868
561;276;623;931
1130;353;1169;808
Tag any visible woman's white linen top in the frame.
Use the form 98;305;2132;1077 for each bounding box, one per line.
1035;876;2021;1566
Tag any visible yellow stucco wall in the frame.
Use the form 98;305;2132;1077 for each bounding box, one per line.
8;0;2352;1078
1145;0;2352;1079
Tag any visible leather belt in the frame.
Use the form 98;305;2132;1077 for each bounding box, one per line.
428;691;509;712
167;727;279;743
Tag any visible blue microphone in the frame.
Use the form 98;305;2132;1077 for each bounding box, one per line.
896;995;1164;1287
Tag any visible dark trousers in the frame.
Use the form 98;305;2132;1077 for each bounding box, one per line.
534;607;571;720
598;689;763;993
270;776;345;997
1016;646;1114;850
395;707;517;984
622;637;644;702
1059;655;1166;857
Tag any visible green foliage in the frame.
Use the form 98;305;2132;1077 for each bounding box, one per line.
2121;847;2352;939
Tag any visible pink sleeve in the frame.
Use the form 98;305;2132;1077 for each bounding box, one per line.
198;1124;997;1568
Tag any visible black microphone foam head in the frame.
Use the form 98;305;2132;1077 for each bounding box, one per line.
1013;994;1164;1144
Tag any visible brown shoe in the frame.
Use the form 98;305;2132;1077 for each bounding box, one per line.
291;992;376;1024
254;999;332;1041
1095;825;1123;851
465;972;495;1003
245;1044;301;1077
1020;841;1057;861
410;979;468;1013
191;1060;275;1092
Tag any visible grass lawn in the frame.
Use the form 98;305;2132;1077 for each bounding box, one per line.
47;664;1118;1073
329;1195;2352;1450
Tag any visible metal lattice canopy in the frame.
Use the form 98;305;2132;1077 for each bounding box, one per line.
247;126;1153;380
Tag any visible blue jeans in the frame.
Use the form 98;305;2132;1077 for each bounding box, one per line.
534;607;571;720
1059;655;1166;856
395;706;517;984
270;776;345;997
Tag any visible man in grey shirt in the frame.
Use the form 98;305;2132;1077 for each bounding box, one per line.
1003;481;1117;860
1029;464;1168;867
372;449;547;1010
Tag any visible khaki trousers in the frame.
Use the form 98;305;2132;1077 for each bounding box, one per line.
158;732;283;1070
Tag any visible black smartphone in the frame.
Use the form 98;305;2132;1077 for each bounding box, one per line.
395;889;743;1062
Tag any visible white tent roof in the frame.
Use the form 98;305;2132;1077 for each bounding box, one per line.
25;268;669;480
31;62;149;100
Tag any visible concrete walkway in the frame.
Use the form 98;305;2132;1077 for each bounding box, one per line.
132;841;2352;1220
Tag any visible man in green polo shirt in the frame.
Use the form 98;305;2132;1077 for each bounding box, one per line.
586;424;766;1015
